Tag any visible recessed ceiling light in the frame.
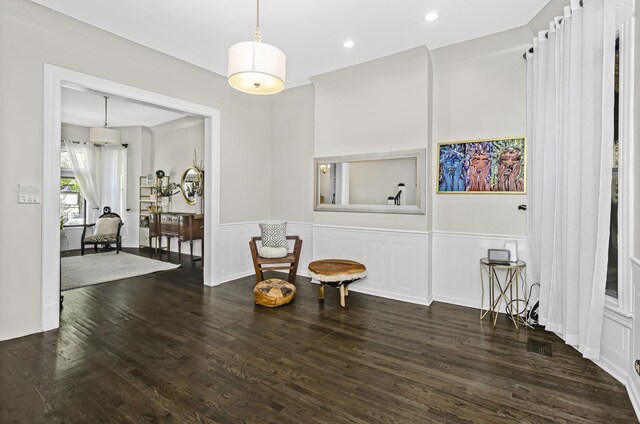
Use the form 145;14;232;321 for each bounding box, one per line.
424;12;439;22
343;40;355;49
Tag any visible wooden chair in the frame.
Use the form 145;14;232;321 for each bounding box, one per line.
249;236;303;284
81;207;124;255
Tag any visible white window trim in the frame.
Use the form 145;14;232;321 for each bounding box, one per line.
606;16;635;315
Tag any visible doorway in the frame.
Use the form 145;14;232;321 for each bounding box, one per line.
42;65;221;332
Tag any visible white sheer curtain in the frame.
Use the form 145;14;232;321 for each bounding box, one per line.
526;0;615;359
63;140;101;223
101;145;128;218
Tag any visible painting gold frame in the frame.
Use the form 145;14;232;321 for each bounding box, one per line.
436;136;527;194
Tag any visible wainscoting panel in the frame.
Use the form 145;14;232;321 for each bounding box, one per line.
595;304;632;384
218;222;256;283
312;225;429;305
628;257;640;419
218;222;314;283
431;232;527;310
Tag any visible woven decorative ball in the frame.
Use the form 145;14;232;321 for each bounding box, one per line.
253;279;296;307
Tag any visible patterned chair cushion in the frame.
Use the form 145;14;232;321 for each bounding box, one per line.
95;217;121;235
259;222;288;248
84;234;118;243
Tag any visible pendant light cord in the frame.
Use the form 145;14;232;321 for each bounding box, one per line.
103;96;109;128
254;0;262;42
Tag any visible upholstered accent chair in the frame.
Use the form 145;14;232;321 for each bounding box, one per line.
81;207;124;255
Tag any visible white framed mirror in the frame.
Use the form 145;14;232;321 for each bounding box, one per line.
314;149;426;214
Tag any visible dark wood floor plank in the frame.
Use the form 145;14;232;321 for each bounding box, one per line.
0;248;636;423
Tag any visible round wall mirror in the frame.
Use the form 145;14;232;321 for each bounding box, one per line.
180;166;203;205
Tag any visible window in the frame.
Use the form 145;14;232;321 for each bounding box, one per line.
60;144;85;227
605;37;620;298
60;177;86;226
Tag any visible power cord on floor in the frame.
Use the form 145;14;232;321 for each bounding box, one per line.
504;281;540;329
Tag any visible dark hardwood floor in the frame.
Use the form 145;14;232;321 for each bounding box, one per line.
1;248;636;423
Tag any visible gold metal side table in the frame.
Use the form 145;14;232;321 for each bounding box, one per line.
479;258;528;330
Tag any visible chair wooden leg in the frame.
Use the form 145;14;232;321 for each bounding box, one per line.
318;283;325;300
345;285;349;296
249;240;263;284
178;239;181;259
94;243;98;252
81;244;85;256
190;241;194;261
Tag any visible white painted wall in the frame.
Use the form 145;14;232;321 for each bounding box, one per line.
311;47;432;231
116;125;149;248
0;0;272;341
61;123;89;141
431;27;531;236
270;85;315;223
527;0;569;34
151;116;204;215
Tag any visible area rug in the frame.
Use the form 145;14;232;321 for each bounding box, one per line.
61;251;180;290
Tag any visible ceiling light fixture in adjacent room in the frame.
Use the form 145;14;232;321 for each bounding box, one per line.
227;0;286;95
89;96;121;145
424;11;439;22
343;40;355;49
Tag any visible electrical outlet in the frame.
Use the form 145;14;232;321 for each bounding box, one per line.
18;184;40;204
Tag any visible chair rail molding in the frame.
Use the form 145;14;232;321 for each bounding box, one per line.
42;65;221;333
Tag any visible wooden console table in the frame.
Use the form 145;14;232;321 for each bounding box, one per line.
149;213;203;260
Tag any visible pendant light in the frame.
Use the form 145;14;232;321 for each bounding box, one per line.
89;96;121;145
227;0;286;95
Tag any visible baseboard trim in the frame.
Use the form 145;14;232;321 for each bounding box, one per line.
41;302;60;332
627;375;640;421
219;270;254;284
306;279;428;306
433;294;480;311
590;356;627;385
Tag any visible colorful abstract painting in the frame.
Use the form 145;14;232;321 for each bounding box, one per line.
437;137;525;194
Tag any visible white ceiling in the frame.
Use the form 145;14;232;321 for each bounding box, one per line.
33;0;550;88
62;87;188;127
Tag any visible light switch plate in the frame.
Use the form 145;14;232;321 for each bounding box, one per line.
18;184;40;204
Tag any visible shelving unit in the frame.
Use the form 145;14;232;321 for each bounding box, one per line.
139;175;170;248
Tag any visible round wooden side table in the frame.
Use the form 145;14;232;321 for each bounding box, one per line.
308;259;367;307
